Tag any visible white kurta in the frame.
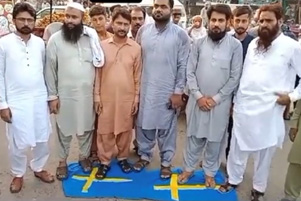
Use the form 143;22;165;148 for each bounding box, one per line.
233;33;301;151
0;33;51;150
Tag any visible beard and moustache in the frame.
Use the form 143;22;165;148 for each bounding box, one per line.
257;24;279;52
152;11;171;23
208;26;227;41
62;22;83;43
16;26;33;35
235;27;247;35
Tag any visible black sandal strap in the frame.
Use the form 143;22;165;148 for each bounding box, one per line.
95;164;110;179
219;182;238;193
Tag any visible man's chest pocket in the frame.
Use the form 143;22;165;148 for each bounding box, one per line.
82;48;93;63
217;58;231;70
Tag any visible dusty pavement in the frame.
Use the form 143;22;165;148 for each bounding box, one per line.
0;114;298;201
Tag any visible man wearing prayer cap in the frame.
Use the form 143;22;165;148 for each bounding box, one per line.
45;1;104;180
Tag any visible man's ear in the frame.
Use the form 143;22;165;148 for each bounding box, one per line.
226;19;231;29
278;19;283;27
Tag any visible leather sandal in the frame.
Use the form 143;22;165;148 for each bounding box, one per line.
118;159;132;173
133;159;149;172
34;170;55;183
95;164;110;180
160;166;172;179
10;177;23;193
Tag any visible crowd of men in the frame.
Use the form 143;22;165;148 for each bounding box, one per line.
0;0;301;201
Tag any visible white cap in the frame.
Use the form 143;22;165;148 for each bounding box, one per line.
66;2;85;12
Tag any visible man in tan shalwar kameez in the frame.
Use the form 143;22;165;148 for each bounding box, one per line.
94;8;142;179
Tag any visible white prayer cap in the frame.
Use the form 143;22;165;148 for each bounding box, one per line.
66;2;85;12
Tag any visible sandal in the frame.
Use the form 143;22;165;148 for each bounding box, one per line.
10;177;23;193
178;171;194;184
133;159;149;172
34;170;55;183
79;158;92;173
160;166;172;179
205;175;216;188
218;182;238;193
251;189;265;201
118;159;132;173
89;152;101;166
56;166;68;181
95;164;110;180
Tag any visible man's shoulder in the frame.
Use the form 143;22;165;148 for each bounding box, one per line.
31;34;45;45
0;33;14;45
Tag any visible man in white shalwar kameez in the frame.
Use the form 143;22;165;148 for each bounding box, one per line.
219;4;301;201
0;3;53;194
45;2;104;180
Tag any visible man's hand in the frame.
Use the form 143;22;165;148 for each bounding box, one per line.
131;102;138;115
170;94;184;109
275;93;291;106
0;108;12;123
206;97;217;109
197;97;210;111
289;128;298;142
94;101;102;115
49;99;60;114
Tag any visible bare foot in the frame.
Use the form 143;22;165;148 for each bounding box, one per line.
205;175;216;188
177;171;193;184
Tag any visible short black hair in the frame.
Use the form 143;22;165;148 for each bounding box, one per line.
13;2;36;20
233;6;252;19
207;4;232;20
112;8;131;23
153;0;174;9
110;4;121;13
129;6;146;19
89;5;106;18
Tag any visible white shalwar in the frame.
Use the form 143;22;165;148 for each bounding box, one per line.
0;33;51;177
228;34;301;192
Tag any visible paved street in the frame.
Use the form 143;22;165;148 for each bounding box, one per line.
0;114;297;201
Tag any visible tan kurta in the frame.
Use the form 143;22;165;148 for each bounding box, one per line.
94;37;142;135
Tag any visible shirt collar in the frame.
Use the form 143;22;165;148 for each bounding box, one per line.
108;36;133;46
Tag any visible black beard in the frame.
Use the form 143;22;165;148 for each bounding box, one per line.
152;13;170;23
61;22;83;43
257;25;279;52
16;26;33;35
235;27;247;35
208;29;227;41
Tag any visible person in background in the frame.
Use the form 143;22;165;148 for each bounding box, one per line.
200;1;211;28
88;5;113;165
280;100;301;201
0;2;53;193
219;4;301;201
128;6;146;40
172;8;182;27
187;15;206;41
106;4;122;34
94;8;142;179
224;5;254;162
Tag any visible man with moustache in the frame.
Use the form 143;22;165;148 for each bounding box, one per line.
225;5;254;161
128;6;146;40
172;8;182;27
45;2;103;180
177;4;243;187
133;0;190;179
88;4;113;164
94;8;142;179
0;3;53;193
219;4;301;201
